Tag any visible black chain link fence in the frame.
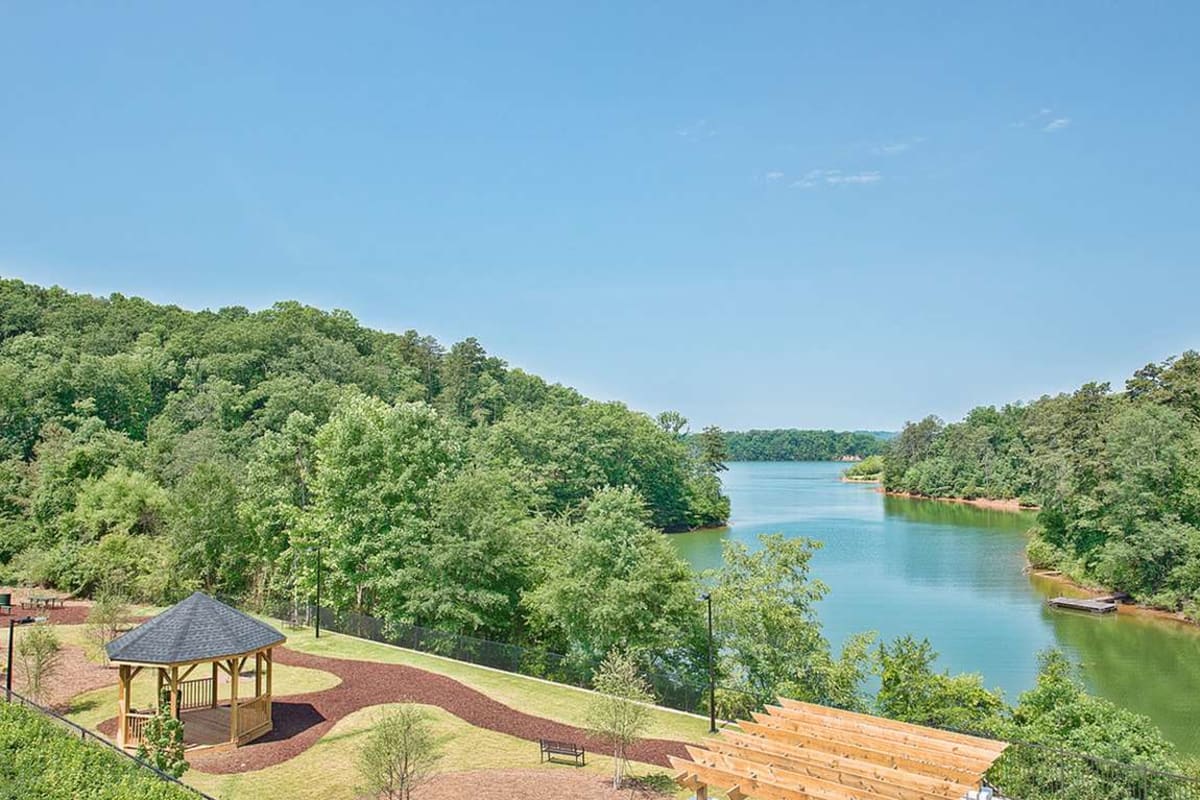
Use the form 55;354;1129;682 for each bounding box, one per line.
266;603;759;721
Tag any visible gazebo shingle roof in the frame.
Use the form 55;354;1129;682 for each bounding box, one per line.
106;592;285;665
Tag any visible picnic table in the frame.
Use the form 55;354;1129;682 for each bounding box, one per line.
22;596;65;610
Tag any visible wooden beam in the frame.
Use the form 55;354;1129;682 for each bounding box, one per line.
169;666;179;719
764;704;1003;761
255;651;262;698
686;745;881;800
265;648;273;697
116;665;129;749
750;713;993;775
178;663;198;683
726;787;748;800
738;720;986;787
709;734;972;800
669;755;823;800
777;699;1006;754
228;658;239;745
211;661;219;708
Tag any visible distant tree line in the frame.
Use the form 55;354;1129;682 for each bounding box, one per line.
717;428;888;461
885;352;1200;620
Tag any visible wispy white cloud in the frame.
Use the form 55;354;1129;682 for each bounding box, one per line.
676;119;716;139
791;169;882;189
872;137;925;156
1012;108;1071;132
764;170;785;182
827;171;882;185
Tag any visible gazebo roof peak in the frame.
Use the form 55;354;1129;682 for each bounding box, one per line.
106;591;285;666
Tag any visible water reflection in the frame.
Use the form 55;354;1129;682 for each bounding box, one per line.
669;461;1200;755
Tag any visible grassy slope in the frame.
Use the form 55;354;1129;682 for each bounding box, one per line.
60;620;706;799
272;620;716;743
186;703;683;800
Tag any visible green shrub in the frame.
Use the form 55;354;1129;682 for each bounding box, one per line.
0;702;195;799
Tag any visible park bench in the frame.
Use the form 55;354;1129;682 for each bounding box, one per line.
539;738;586;766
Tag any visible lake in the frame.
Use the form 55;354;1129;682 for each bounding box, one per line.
668;461;1200;755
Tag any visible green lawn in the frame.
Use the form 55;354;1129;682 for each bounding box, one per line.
269;619;719;743
56;616;708;799
186;702;684;800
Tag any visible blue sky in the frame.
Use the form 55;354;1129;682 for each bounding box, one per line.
3;3;1198;430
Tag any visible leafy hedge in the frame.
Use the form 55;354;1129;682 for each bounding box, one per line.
0;702;196;800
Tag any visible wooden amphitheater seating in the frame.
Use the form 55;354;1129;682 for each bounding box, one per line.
671;698;1008;800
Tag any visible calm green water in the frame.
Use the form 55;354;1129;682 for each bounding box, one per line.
669;461;1200;755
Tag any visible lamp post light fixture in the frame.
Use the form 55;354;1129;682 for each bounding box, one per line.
6;616;39;702
699;592;716;734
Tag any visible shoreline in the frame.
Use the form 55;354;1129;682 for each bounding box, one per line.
878;488;1038;513
1027;568;1198;629
840;476;881;484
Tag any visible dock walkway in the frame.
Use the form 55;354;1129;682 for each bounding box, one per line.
1047;596;1117;613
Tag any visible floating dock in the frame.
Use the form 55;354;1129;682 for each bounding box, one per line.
1047;596;1118;613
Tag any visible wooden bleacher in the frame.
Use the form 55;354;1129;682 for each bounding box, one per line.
671;698;1008;800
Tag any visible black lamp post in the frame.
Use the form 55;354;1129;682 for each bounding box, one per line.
6;616;37;702
700;592;716;733
313;543;323;639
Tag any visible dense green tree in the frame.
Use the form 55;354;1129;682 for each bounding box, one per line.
875;635;1004;732
310;394;463;617
696;425;729;473
524;486;701;668
706;534;871;710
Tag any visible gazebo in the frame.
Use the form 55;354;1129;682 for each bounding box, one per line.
106;592;286;752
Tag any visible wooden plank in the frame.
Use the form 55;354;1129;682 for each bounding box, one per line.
1047;597;1116;613
713;732;974;800
684;746;880;800
669;756;816;800
765;705;1003;761
777;699;1006;754
740;720;988;786
751;713;994;775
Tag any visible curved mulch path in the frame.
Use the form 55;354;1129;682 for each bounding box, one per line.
100;647;690;774
415;768;673;799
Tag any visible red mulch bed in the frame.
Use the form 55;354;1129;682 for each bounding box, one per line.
0;588;93;625
414;768;673;799
99;647;690;774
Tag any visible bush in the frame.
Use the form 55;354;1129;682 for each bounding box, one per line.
0;702;194;799
358;706;446;800
1026;534;1066;570
16;623;62;703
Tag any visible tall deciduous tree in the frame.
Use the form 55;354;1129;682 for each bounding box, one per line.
524;486;701;668
310;394;462;618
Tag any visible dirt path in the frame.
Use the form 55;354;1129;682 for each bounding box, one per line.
97;647;690;774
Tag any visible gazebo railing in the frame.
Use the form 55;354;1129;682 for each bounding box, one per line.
237;695;270;737
178;677;214;711
124;711;154;746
